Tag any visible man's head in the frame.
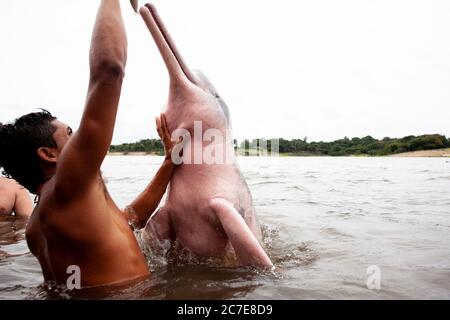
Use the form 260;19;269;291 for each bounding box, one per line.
0;110;73;194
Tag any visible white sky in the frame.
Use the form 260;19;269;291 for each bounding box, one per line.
1;0;449;144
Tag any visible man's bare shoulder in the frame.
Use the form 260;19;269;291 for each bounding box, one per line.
36;175;115;228
0;177;14;188
0;178;21;215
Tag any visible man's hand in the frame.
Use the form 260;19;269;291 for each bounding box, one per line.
126;113;181;228
156;113;182;162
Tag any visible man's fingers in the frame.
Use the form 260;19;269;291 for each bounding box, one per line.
160;113;171;139
155;116;163;138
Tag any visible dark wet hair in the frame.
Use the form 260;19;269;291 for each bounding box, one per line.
0;109;57;194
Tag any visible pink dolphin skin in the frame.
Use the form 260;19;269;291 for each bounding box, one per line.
139;3;272;268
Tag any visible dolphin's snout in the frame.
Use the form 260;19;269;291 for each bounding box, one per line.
139;2;199;87
130;0;139;13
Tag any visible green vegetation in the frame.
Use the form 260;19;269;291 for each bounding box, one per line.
110;134;450;156
272;134;450;156
109;139;164;155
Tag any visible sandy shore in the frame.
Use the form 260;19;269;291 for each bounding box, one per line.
387;148;450;158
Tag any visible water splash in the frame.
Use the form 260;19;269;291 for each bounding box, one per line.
136;222;318;273
261;225;319;269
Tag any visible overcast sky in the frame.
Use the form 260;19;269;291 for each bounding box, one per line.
1;0;449;144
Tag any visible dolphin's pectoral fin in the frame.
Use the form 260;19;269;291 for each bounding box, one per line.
209;198;273;268
139;3;197;86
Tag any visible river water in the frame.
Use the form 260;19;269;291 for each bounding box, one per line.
1;156;449;299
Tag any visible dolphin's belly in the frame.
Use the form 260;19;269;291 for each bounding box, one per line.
166;164;258;257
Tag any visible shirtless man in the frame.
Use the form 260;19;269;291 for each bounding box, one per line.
0;0;178;287
0;176;32;217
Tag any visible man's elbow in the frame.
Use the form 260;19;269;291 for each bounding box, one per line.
90;59;125;81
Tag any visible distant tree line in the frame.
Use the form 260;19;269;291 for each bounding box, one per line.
110;134;450;156
268;134;450;156
110;139;164;154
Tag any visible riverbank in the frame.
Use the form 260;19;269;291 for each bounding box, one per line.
110;134;450;158
108;148;450;157
387;148;450;158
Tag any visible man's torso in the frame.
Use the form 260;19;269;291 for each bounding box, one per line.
26;175;149;287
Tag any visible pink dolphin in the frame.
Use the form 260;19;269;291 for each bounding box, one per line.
139;3;272;268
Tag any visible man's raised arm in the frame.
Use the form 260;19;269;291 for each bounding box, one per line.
56;0;127;193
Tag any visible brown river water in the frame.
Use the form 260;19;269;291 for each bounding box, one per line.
1;156;449;299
